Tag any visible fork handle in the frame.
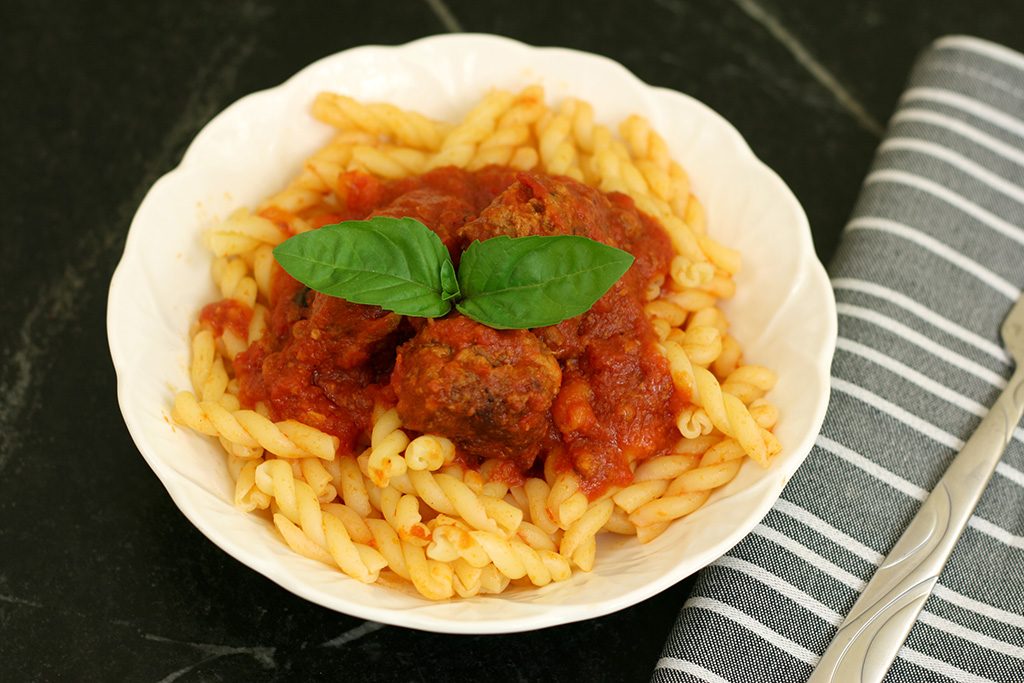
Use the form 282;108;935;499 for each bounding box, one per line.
808;366;1024;683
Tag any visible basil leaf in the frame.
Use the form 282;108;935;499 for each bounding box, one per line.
273;216;453;317
440;259;460;302
455;235;634;329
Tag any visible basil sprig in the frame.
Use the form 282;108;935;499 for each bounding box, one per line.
273;216;634;329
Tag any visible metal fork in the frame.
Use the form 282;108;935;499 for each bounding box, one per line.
809;294;1024;683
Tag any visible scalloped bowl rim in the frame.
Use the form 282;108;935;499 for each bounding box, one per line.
107;33;837;633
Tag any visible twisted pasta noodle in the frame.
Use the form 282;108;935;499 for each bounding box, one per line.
628;489;710;537
619;115;697;227
514;520;558;552
619;115;671;197
304;145;355;191
227;454;271;512
497;85;547;127
603;507;637;535
676;406;714;439
375;486;431;546
221;331;248;363
348;145;429;179
203;292;258;362
468;126;537;170
626;439;754;540
666;288;717;312
661;339;695;401
535;104;583;180
559;499;614;569
247;303;268;346
299;457;338;503
635;521;671;544
321;503;375;544
428;90;515;169
571;536;598;572
644;274;666;302
696;233;741;275
506;484;529;514
404;434;455;472
650;317;672;342
565;97;596;156
612;479;670;513
254;459;386;583
405;469;522;537
688;306;729;334
673;433;726;456
681;326;723;367
261;134;372;213
697;271;737;300
448;560;512;598
633;452;702;482
312;92;450;150
722;365;777;405
522;478;560;535
473;460;510;498
211;256;258;308
712;333;743;379
189;329;228;403
205;209;286;257
670;255;716;288
172;391;338;460
691;366;769;466
644;299;687;328
401;539;455;600
330;455;373;518
425;518;571;588
252;245;275;301
669;440;746;493
585;125;634;195
684;194;707;233
749;399;779;429
546;472;588;529
661;162;687;215
466;87;546;170
364;518;408;580
654;212;707;267
366;408;409;487
219;434;260;460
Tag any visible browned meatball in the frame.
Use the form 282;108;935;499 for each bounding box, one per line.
391;316;561;467
303;293;404;370
458;172;625;248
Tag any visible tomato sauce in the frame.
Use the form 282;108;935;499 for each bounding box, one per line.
234;166;683;495
199;299;252;339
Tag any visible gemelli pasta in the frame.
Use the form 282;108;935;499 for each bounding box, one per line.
171;85;781;600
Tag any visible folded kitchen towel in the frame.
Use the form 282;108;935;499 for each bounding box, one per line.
653;36;1024;683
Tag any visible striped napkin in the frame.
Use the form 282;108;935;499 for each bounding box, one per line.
654;36;1024;683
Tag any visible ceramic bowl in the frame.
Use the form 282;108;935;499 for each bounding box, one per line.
107;33;837;633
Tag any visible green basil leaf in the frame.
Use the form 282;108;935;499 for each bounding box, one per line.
273;216;453;317
440;259;460;302
455;235;634;329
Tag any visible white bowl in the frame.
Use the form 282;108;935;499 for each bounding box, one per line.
107;33;836;633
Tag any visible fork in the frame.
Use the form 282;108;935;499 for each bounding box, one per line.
809;294;1024;682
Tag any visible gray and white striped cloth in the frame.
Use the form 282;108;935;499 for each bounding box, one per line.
654;36;1024;683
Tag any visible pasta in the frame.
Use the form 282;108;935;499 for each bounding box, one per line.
171;86;782;599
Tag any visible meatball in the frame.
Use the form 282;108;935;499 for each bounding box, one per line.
303;293;404;370
370;188;478;252
458;172;625;247
391;316;562;467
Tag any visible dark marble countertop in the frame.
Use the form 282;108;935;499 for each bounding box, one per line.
3;1;1023;681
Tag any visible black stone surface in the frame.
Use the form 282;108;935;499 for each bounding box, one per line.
2;1;1023;681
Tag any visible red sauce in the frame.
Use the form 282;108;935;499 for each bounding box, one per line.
199;299;252;338
234;166;683;496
